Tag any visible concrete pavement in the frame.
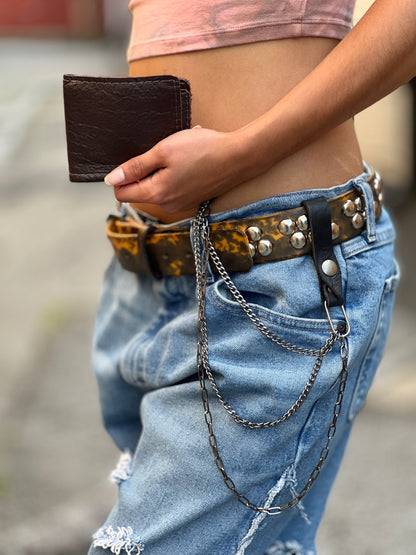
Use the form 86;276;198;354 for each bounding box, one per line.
0;37;415;555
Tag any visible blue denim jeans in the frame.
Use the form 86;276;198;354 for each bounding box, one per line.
89;166;398;555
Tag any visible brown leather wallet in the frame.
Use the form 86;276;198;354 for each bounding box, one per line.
63;74;191;182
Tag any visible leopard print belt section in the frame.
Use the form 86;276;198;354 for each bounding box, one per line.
106;170;383;277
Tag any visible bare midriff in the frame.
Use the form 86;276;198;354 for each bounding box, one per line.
129;38;363;223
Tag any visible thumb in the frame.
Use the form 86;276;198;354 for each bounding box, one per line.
104;147;162;186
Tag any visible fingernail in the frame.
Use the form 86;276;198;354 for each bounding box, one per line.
104;167;125;186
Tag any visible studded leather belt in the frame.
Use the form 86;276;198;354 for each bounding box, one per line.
106;170;383;278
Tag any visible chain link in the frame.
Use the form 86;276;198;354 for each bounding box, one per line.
193;201;350;514
208;242;337;358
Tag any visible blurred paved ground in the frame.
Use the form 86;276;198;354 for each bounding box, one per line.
0;38;415;555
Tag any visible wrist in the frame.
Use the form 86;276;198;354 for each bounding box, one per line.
228;122;278;184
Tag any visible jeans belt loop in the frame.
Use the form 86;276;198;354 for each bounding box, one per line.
353;177;377;243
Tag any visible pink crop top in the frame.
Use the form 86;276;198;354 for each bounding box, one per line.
127;0;356;62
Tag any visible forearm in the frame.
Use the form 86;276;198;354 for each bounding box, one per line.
239;0;416;174
106;0;415;211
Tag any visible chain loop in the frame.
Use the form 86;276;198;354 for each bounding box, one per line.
193;202;350;514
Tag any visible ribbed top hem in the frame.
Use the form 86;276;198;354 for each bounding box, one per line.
127;19;352;62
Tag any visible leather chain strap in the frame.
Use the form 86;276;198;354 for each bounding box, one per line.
193;201;350;514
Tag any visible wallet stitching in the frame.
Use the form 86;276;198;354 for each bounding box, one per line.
63;75;182;86
172;79;181;132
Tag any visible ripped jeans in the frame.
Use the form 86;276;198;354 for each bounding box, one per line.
88;166;398;555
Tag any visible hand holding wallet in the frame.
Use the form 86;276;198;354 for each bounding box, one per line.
63;74;191;182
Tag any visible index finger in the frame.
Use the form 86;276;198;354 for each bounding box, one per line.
104;147;163;187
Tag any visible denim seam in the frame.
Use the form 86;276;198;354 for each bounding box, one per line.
120;313;171;385
341;228;395;259
348;265;400;420
353;178;377;242
121;340;145;385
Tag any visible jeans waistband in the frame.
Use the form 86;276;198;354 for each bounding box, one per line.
107;163;384;277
